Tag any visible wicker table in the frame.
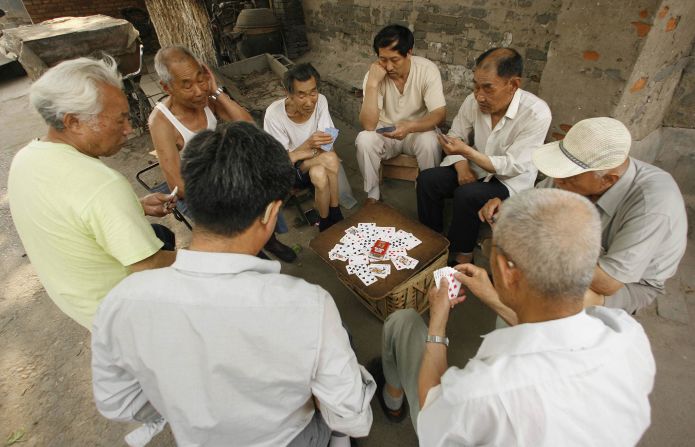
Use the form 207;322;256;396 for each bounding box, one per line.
310;201;449;321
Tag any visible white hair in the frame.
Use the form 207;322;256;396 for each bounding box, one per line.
29;56;122;130
154;46;198;85
494;189;601;301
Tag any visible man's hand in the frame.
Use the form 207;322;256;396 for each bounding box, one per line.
478;197;503;226
306;131;334;150
140;193;176;217
438;134;471;157
454;264;499;306
202;63;218;95
453;160;477;186
428;277;466;335
382;121;412;140
366;61;388;88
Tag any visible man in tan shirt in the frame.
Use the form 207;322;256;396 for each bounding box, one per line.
356;24;447;201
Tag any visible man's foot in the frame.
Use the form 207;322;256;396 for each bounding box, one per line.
264;234;297;263
329;206;344;223
366;357;408;423
318;216;333;232
448;252;473;267
365;197;380;205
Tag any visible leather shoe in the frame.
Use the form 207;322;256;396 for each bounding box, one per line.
366;357;408;423
264;234;297;263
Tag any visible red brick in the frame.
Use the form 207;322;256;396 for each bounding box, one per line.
551;132;565;141
631;21;651;37
559;124;572;132
665;16;680;32
629;77;648;93
658;6;669;19
583;50;600;61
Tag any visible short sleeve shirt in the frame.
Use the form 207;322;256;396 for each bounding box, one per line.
263;94;334;151
536;158;687;290
362;56;446;125
8;140;162;329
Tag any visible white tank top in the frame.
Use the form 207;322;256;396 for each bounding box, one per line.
155;101;217;149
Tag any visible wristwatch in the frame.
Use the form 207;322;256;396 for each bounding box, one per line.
426;335;449;347
210;86;224;101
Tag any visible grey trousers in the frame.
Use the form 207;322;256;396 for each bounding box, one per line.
382;308;428;432
288;411;332;447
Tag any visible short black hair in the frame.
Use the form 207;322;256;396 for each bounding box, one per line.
475;47;523;78
283;63;321;94
373;24;414;57
181;122;294;236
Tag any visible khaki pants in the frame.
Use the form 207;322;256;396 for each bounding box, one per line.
381;309;428;432
355;128;441;199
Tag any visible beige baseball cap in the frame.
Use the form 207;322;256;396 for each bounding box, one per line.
532;117;631;178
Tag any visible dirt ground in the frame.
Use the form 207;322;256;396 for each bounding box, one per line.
1;74;694;447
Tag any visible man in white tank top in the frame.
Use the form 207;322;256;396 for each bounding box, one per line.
148;46;297;262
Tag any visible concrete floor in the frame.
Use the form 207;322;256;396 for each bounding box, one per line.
0;75;693;446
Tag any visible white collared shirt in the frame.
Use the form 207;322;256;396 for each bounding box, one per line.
417;307;655;446
441;89;551;195
92;250;375;447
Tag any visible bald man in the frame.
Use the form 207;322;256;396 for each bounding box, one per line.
149;46;297;262
416;48;551;265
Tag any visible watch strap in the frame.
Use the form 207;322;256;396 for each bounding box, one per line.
426;334;449;347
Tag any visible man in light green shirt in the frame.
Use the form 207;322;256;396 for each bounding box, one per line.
8;56;177;330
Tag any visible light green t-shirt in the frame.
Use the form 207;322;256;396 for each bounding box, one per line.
8;140;163;329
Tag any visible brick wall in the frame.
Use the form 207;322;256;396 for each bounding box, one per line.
302;0;561;98
272;0;309;59
23;0;147;23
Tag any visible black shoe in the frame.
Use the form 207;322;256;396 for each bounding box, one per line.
318;216;333;232
264;234;297;263
329;206;344;224
366;357;408;424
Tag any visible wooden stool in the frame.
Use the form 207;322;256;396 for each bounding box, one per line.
379;154;419;183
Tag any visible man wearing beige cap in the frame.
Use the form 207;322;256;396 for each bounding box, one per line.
480;117;687;317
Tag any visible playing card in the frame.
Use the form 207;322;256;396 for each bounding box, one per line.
368;263;391;278
392;254;419;270
348;254;369;266
321;127;340;151
433;267;462;300
355;268;377;286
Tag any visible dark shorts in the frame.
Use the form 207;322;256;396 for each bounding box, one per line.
294;161;313;189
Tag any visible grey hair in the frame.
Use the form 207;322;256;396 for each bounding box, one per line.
29;56;122;130
494;189;601;301
154;46;198;85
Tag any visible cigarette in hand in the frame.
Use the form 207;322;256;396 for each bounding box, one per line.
164;186;178;212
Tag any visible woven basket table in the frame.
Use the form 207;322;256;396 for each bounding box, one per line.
310;201;449;321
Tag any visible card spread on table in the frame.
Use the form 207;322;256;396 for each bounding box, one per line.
433;267;462;300
329;223;422;286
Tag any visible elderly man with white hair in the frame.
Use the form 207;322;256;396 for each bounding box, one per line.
370;188;655;446
8;56;177;330
480;117;687;316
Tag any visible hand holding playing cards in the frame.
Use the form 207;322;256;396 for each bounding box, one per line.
478;197;503;226
382;122;412;140
428;277;466;334
438;134;470;157
140;192;176;217
454;264;499;306
307;131;334;150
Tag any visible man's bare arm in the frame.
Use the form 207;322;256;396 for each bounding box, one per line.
150;113;185;197
359;62;387;130
212;93;254;123
128;250;176;273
